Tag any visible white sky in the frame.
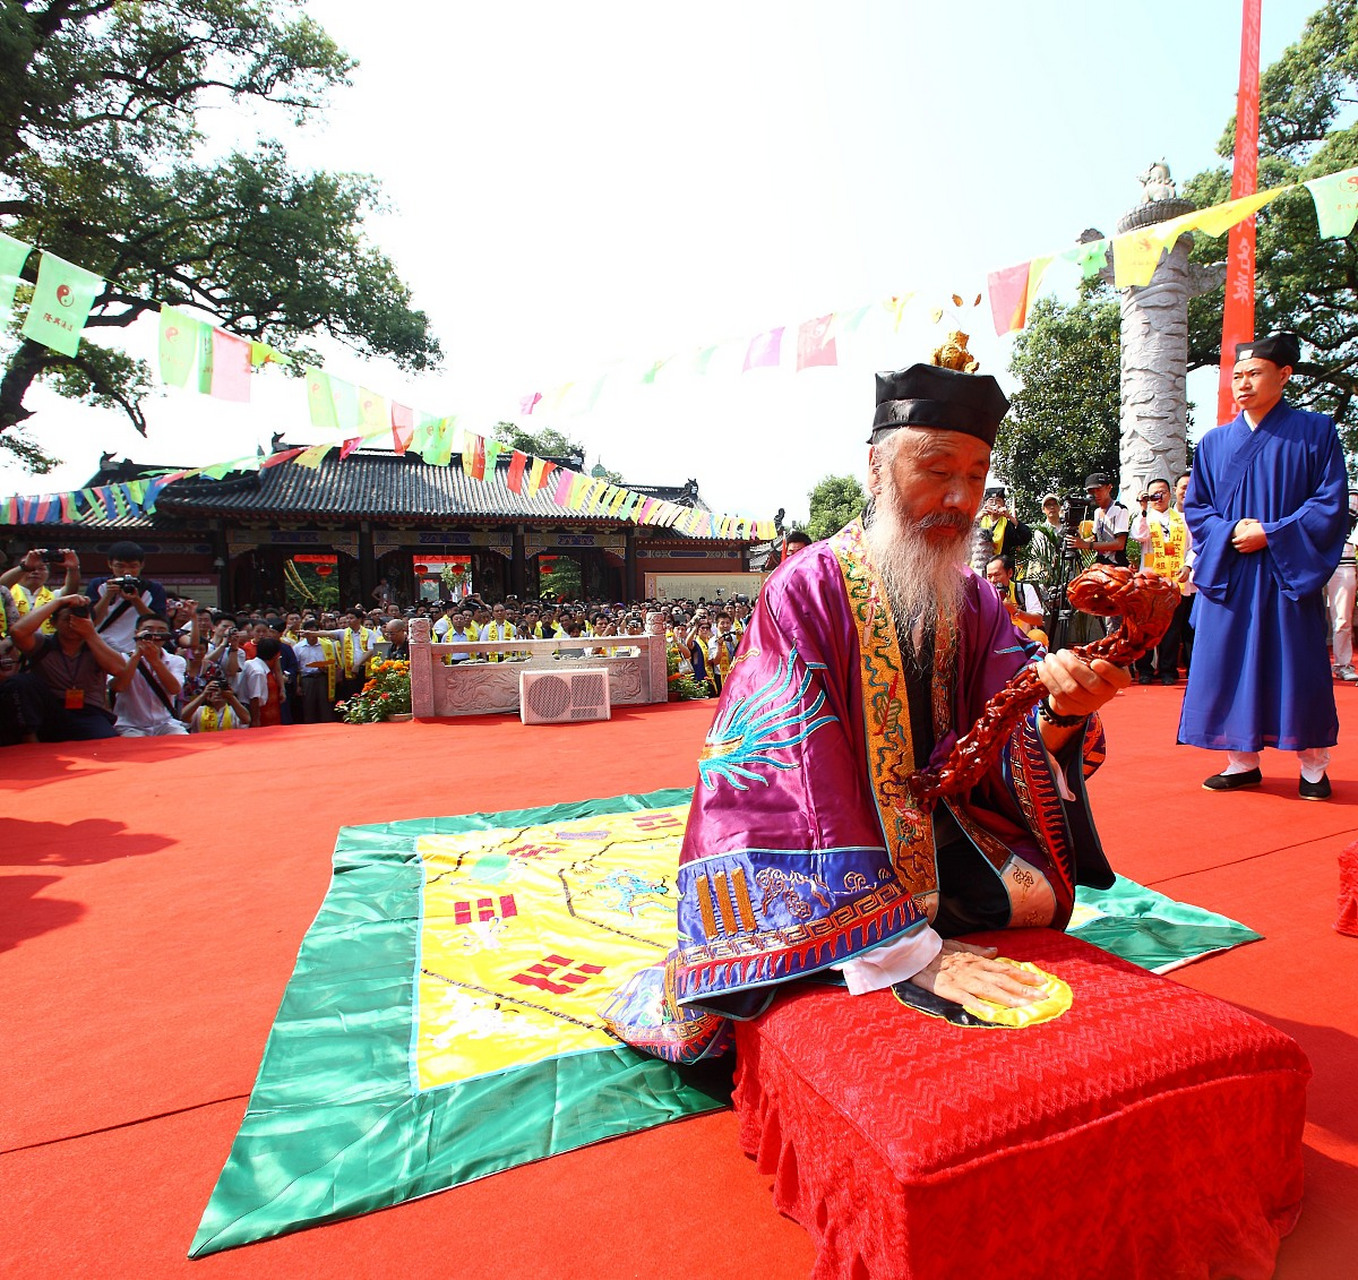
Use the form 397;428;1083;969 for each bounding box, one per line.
0;0;1322;523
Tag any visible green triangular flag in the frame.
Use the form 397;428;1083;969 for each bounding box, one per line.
0;231;33;319
1304;168;1358;239
158;305;212;390
329;375;359;431
839;304;874;334
1062;239;1109;281
20;251;104;356
305;367;338;429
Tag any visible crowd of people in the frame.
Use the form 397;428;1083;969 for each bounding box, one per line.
0;538;768;744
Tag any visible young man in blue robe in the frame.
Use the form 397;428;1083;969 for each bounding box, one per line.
1179;331;1348;800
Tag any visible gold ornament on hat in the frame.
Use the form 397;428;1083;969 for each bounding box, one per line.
930;331;980;373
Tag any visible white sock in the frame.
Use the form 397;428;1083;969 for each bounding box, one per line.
1299;748;1331;784
1223;751;1261;776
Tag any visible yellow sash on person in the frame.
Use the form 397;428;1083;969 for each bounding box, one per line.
13;584;57;634
483;620;515;662
318;636;338;699
1142;508;1188;581
980;515;1008;554
342;627;375;677
198;704;240;732
0;587;8;637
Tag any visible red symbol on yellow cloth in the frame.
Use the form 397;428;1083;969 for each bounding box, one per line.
634;813;681;831
452;895;517;925
511;955;605;995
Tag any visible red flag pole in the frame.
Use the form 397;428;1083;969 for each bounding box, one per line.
1217;0;1263;424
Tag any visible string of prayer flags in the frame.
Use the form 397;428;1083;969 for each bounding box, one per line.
21;251;103;357
305;367;339;429
249;340;289;368
305;368;361;431
210;330;253;402
534;459;557;497
461;431;486;480
1061;239;1109;281
293;443;333;470
987;263;1032;335
358;388;387;430
339;437;363;460
484;439;504;475
261;447;307;469
505;450;529;494
796;315;837;370
391;403;415;455
743;327;783;372
1305;169;1358;239
159;306;212;390
422;417;457;468
0;232;33;319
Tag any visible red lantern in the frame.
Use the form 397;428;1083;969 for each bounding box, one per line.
414;564;429;575
315;565;333;578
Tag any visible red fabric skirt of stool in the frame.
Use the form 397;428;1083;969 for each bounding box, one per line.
732;929;1310;1280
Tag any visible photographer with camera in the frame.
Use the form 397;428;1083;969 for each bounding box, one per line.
970;487;1032;575
87;541;168;655
181;678;250;732
7;594;128;739
110;615;189;736
1;548;80;635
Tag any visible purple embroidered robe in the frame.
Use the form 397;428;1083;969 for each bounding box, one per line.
605;520;1113;1062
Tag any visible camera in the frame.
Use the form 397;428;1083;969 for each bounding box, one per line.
41;548;65;564
66;602;91;619
106;575;145;594
1059;494;1095;543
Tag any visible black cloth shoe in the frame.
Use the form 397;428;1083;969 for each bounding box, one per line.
1202;768;1262;791
1299;774;1332;801
1160;673;1177;685
1137;674;1153;685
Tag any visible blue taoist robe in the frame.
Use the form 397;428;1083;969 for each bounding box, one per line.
1179;399;1347;753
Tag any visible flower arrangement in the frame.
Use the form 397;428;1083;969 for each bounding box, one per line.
337;658;413;723
666;646;710;701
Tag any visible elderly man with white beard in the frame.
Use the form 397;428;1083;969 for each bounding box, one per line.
606;341;1130;1064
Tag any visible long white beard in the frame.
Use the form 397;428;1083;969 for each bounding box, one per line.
863;484;970;652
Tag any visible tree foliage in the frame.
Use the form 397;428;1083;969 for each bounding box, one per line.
491;421;624;482
492;422;585;464
0;0;441;468
993;287;1122;517
1184;0;1358;445
806;473;867;540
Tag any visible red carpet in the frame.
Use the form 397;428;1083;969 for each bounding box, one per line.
4;688;1356;1278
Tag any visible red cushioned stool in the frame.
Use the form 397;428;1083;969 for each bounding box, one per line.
732;929;1310;1280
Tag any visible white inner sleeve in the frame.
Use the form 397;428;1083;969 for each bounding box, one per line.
836;922;943;996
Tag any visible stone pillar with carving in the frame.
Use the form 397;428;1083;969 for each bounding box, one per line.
645;611;669;703
409;617;435;718
1112;165;1225;497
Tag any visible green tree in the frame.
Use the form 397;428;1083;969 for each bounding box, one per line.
492;422;624;483
1184;0;1358;446
492;422;585;463
0;1;441;469
806;474;867;540
994;287;1122;516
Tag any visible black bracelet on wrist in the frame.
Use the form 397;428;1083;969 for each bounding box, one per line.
1038;697;1089;728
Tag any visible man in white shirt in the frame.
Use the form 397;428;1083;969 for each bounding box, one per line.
479;602;517;662
111;616;188;736
1069;471;1130;636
